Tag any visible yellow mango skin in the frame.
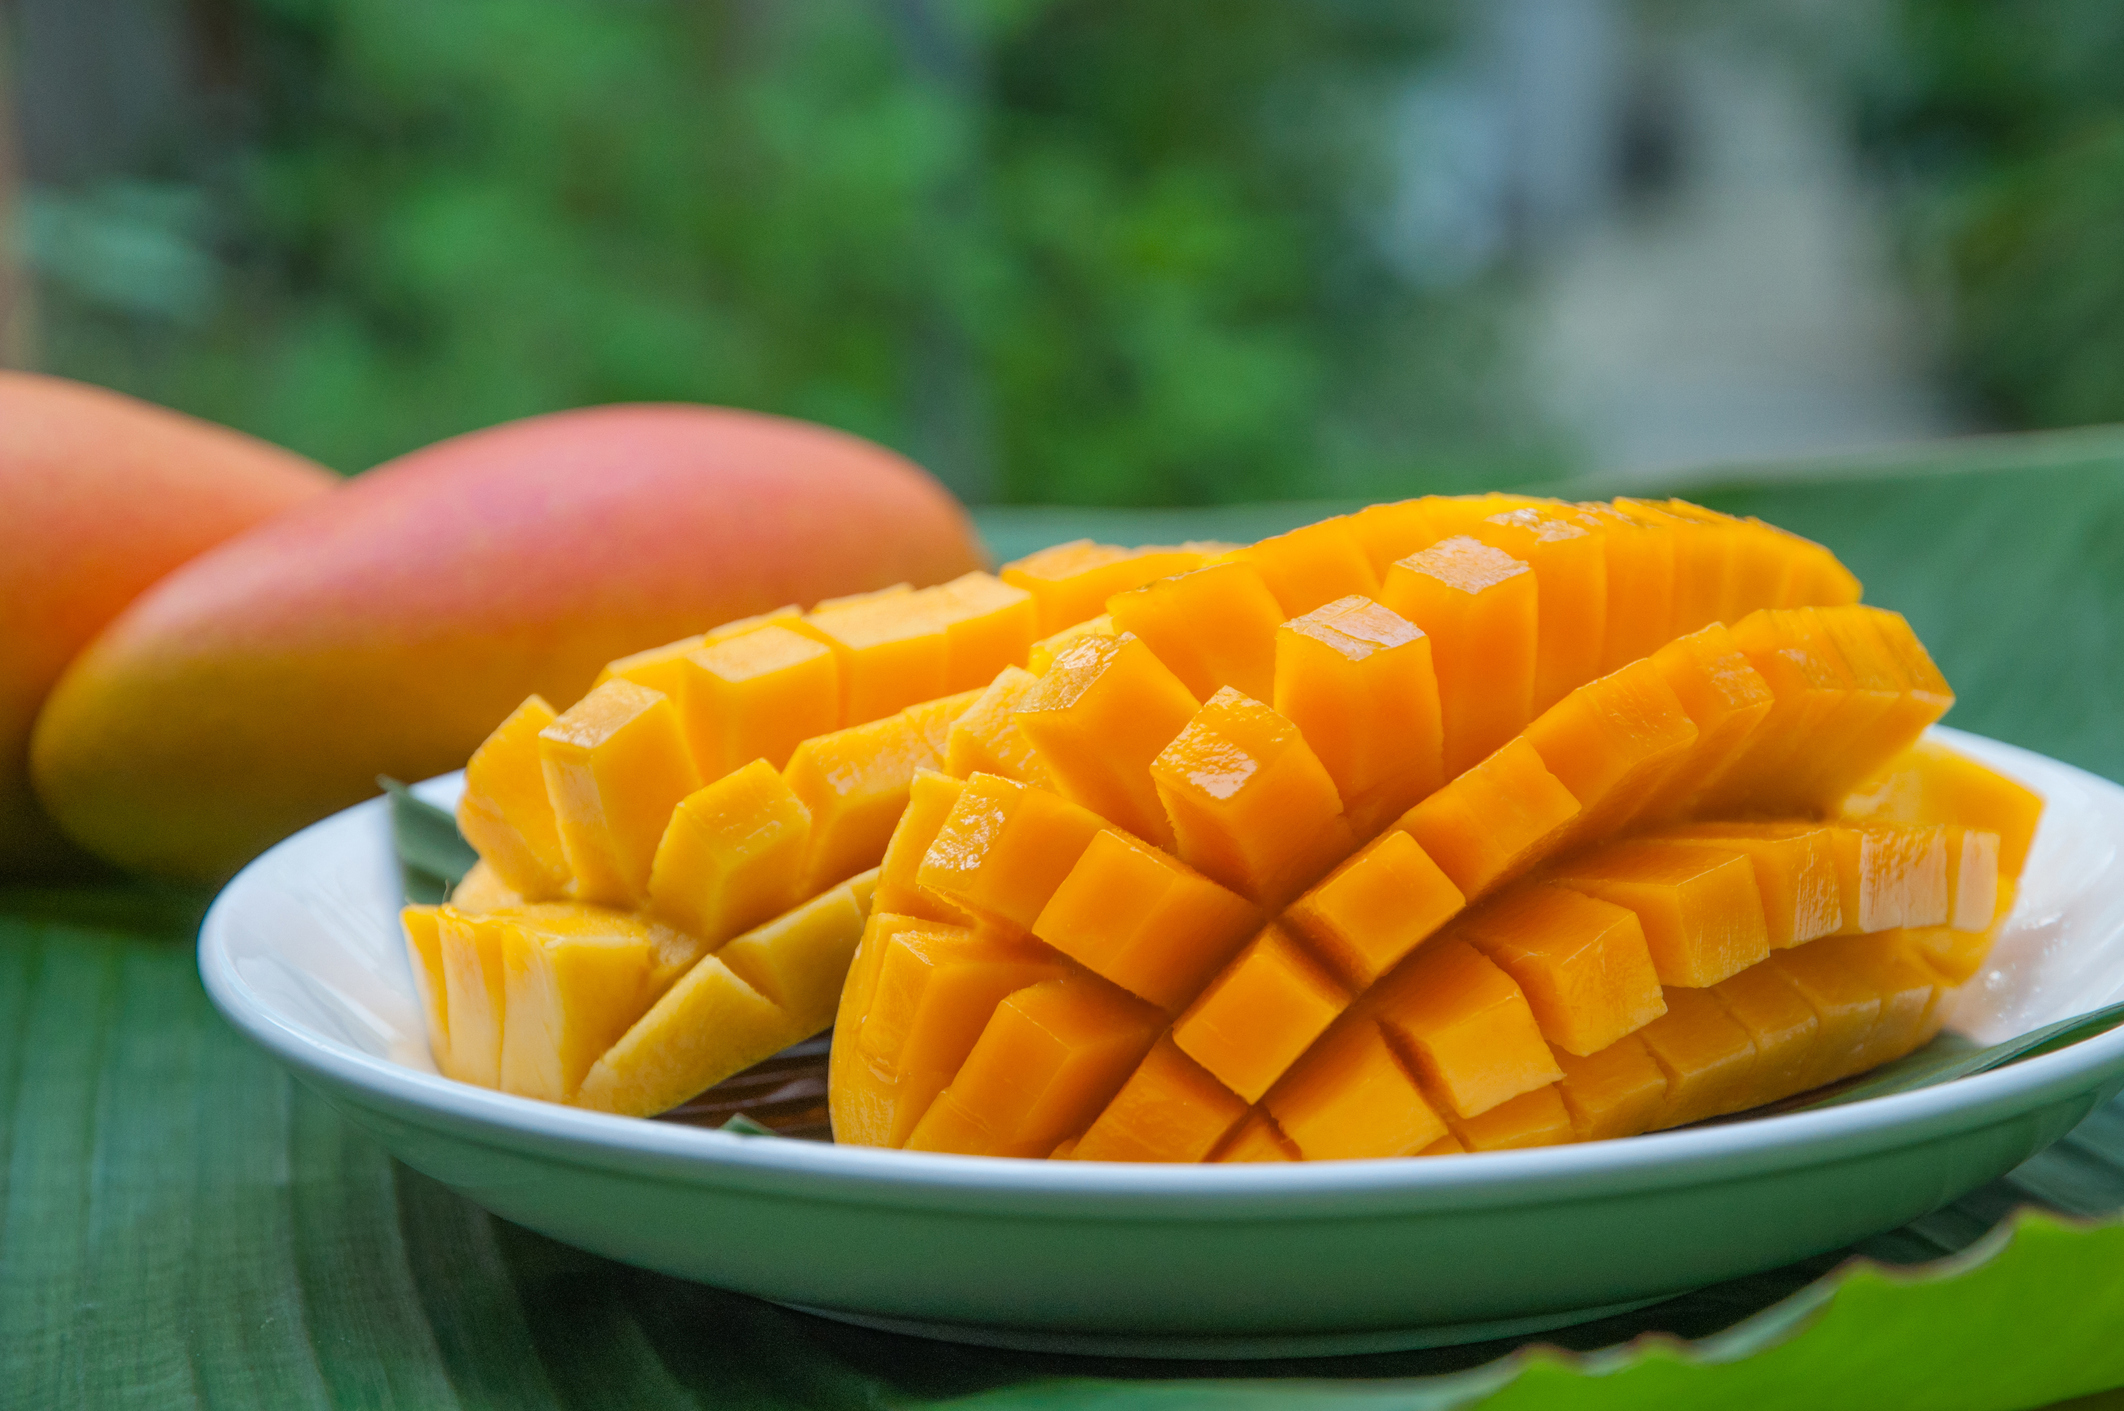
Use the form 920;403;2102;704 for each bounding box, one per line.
457;694;572;900
647;760;812;947
32;405;981;882
539;679;703;908
576;874;875;1117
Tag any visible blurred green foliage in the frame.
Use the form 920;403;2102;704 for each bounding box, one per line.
1861;0;2124;430
26;0;1557;503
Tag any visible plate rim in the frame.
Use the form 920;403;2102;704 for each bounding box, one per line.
198;725;2124;1219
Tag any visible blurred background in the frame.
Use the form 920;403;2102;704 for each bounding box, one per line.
0;0;2117;506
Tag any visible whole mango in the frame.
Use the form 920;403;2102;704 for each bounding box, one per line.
32;404;984;882
0;373;334;875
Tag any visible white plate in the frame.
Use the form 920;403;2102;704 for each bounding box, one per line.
199;727;2124;1358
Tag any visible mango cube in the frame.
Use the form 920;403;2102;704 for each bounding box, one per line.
1764;944;1883;1091
1029;615;1118;675
945;665;1052;786
458;694;572;900
1172;923;1350;1103
1001;541;1207;635
1231;519;1380;618
1645;823;1843;949
873;770;970;924
1264;1017;1446;1160
438;908;510;1087
1551;840;1771;989
1373;938;1562;1118
1841;739;2043;880
796;591;949;726
1378;536;1537;776
1636;623;1774;818
401;905;452;1076
1396;737;1579;900
1638;986;1759;1128
1273;594;1443;831
928;572;1040;692
646;759;811;946
918;773;1110;932
672;625;842;779
1032;829;1260;1011
1456;883;1667;1057
575;954;792;1118
1443;1083;1576;1152
1283;829;1465;989
539;679;702;907
1106;560;1286;705
1470;506;1608;713
907;974;1164;1158
497;905;661;1103
1150;687;1355;911
1945;828;2001;932
1521;657;1698;841
1013;631;1199;848
784;709;940;896
713;875;871;1029
1070;1035;1250;1163
1709;961;1820;1105
1552;1035;1667;1142
1574;502;1677;671
1213;1112;1299;1163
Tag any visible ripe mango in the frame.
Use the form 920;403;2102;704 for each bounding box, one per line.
0;374;333;874
31;404;983;880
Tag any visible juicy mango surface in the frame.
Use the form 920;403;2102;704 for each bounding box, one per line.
33;404;984;881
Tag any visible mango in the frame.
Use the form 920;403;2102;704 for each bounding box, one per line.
0;373;333;873
34;404;982;879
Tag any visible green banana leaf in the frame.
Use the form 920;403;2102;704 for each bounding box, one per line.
11;425;2124;1409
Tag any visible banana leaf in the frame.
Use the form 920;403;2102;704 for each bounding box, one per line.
11;426;2124;1409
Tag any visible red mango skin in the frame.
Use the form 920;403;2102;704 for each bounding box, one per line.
31;403;985;882
0;373;335;875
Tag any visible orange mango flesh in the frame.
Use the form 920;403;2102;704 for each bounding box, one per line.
906;973;1163;1158
1841;738;2044;880
1397;737;1580;900
917;772;1109;932
1013;632;1199;849
593;605;798;695
1552;1035;1666;1141
1372;938;1561;1119
1172;923;1350;1103
1273;595;1444;835
1283;829;1465;990
1263;1017;1446;1161
784;709;941;897
1468;506;1608;714
458;694;573;901
497;906;662;1103
646;759;811;946
1213;1112;1299;1163
1638;985;1761;1128
945;666;1052;786
1521;656;1699;845
928;572;1041;694
1378;536;1538;776
1001;541;1209;635
401;905;452;1076
1230;520;1381;619
539;679;702;907
1150;687;1355;912
795;591;951;727
1455;883;1667;1058
1443;1083;1577;1153
678;625;841;780
1643;823;1842;949
1072;1036;1250;1162
1550;840;1772;989
1106;560;1286;705
1029;615;1118;675
873;770;970;923
1577;504;1677;672
1033;829;1260;1012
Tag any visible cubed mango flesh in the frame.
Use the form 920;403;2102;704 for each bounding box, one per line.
1709;961;1820;1105
1150;687;1355;911
1001;541;1207;636
1372;938;1561;1119
1521;656;1698;842
1378;535;1537;776
1469;506;1608;713
497;905;662;1103
458;695;572;900
400;905;452;1076
1264;1017;1446;1161
1551;840;1771;989
926;572;1039;693
1638;986;1760;1128
1070;1035;1250;1163
1032;828;1260;1012
945;666;1052;786
1841;739;2043;880
1396;737;1579;901
1283;829;1465;990
539;679;702;907
1443;1084;1576;1152
1552;1035;1667;1142
784;709;939;896
906;973;1164;1158
1644;822;1842;948
795;591;949;727
1272;595;1443;833
675;624;841;780
1213;1112;1299;1163
646;760;811;946
1456;883;1667;1058
438;908;510;1087
1172;923;1351;1104
1013;631;1199;848
874;770;970;923
1106;560;1286;705
918;773;1110;932
1230;519;1381;618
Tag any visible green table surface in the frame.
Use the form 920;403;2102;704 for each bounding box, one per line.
11;428;2124;1409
